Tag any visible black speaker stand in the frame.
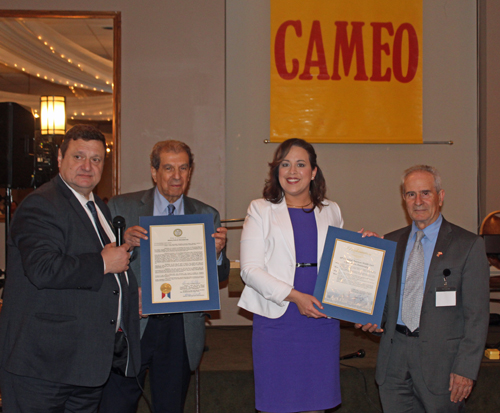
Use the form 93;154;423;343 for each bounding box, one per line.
0;187;11;292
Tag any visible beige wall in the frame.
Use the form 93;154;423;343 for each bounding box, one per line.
226;0;479;253
222;0;480;325
2;1;498;324
0;0;227;305
0;0;226;212
481;0;500;218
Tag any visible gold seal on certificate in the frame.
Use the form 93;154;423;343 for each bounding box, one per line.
161;283;172;299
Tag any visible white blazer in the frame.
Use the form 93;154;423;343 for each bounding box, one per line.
238;198;344;318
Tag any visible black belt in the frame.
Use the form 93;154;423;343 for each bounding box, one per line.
296;263;317;268
396;324;419;337
149;313;179;319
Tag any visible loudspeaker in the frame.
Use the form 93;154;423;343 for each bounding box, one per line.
0;102;35;188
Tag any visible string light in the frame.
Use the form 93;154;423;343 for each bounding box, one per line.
4;26;113;120
35;36;112;88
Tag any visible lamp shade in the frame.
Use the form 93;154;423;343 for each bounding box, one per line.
40;96;66;135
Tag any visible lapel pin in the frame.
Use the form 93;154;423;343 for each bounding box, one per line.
436;252;443;257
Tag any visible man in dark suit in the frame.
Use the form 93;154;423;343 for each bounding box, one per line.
0;125;140;412
100;140;230;413
358;165;490;412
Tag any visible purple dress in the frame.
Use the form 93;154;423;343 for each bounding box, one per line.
252;208;341;412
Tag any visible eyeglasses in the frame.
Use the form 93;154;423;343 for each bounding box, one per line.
403;190;435;200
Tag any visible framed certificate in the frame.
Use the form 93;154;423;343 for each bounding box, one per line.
140;214;221;314
313;227;396;326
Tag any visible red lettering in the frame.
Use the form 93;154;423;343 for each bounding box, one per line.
273;19;420;84
370;23;394;81
393;23;419;83
299;21;330;80
332;22;368;81
274;20;302;80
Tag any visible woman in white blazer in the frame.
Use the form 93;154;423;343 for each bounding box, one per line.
238;139;343;413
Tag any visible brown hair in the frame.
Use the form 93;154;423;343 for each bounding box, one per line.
60;125;106;157
263;138;326;210
150;140;194;170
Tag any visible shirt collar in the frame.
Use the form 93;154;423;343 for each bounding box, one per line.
59;173;95;207
154;186;184;215
410;213;443;242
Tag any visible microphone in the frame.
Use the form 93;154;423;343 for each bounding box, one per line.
113;216;126;246
339;349;365;360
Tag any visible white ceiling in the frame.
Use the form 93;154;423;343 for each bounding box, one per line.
0;17;113;97
40;18;113;60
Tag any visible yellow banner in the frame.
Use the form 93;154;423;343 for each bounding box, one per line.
270;0;422;144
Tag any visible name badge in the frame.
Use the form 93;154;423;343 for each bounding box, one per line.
436;287;456;307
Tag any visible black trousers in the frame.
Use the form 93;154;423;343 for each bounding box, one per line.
100;314;192;413
0;368;104;413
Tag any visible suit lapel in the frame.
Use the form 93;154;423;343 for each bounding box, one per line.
139;188;155;217
394;227;411;302
272;201;295;261
55;175;102;249
424;218;453;297
95;195;113;230
183;196;196;215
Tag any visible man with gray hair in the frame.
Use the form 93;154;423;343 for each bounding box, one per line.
358;165;489;412
100;140;230;413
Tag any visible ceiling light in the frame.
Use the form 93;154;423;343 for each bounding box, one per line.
40;96;66;135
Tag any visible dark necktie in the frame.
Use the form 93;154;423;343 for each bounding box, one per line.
167;204;175;215
87;200;130;333
87;200;111;245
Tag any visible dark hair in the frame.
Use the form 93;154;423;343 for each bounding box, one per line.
263;138;326;210
150;140;194;170
60;125;106;157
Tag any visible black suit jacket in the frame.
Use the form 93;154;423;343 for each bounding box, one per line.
375;218;490;394
0;175;141;387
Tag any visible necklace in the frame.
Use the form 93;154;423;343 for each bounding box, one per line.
286;201;312;209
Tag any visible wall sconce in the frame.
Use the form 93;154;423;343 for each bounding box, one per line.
106;141;113;157
40;96;66;135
